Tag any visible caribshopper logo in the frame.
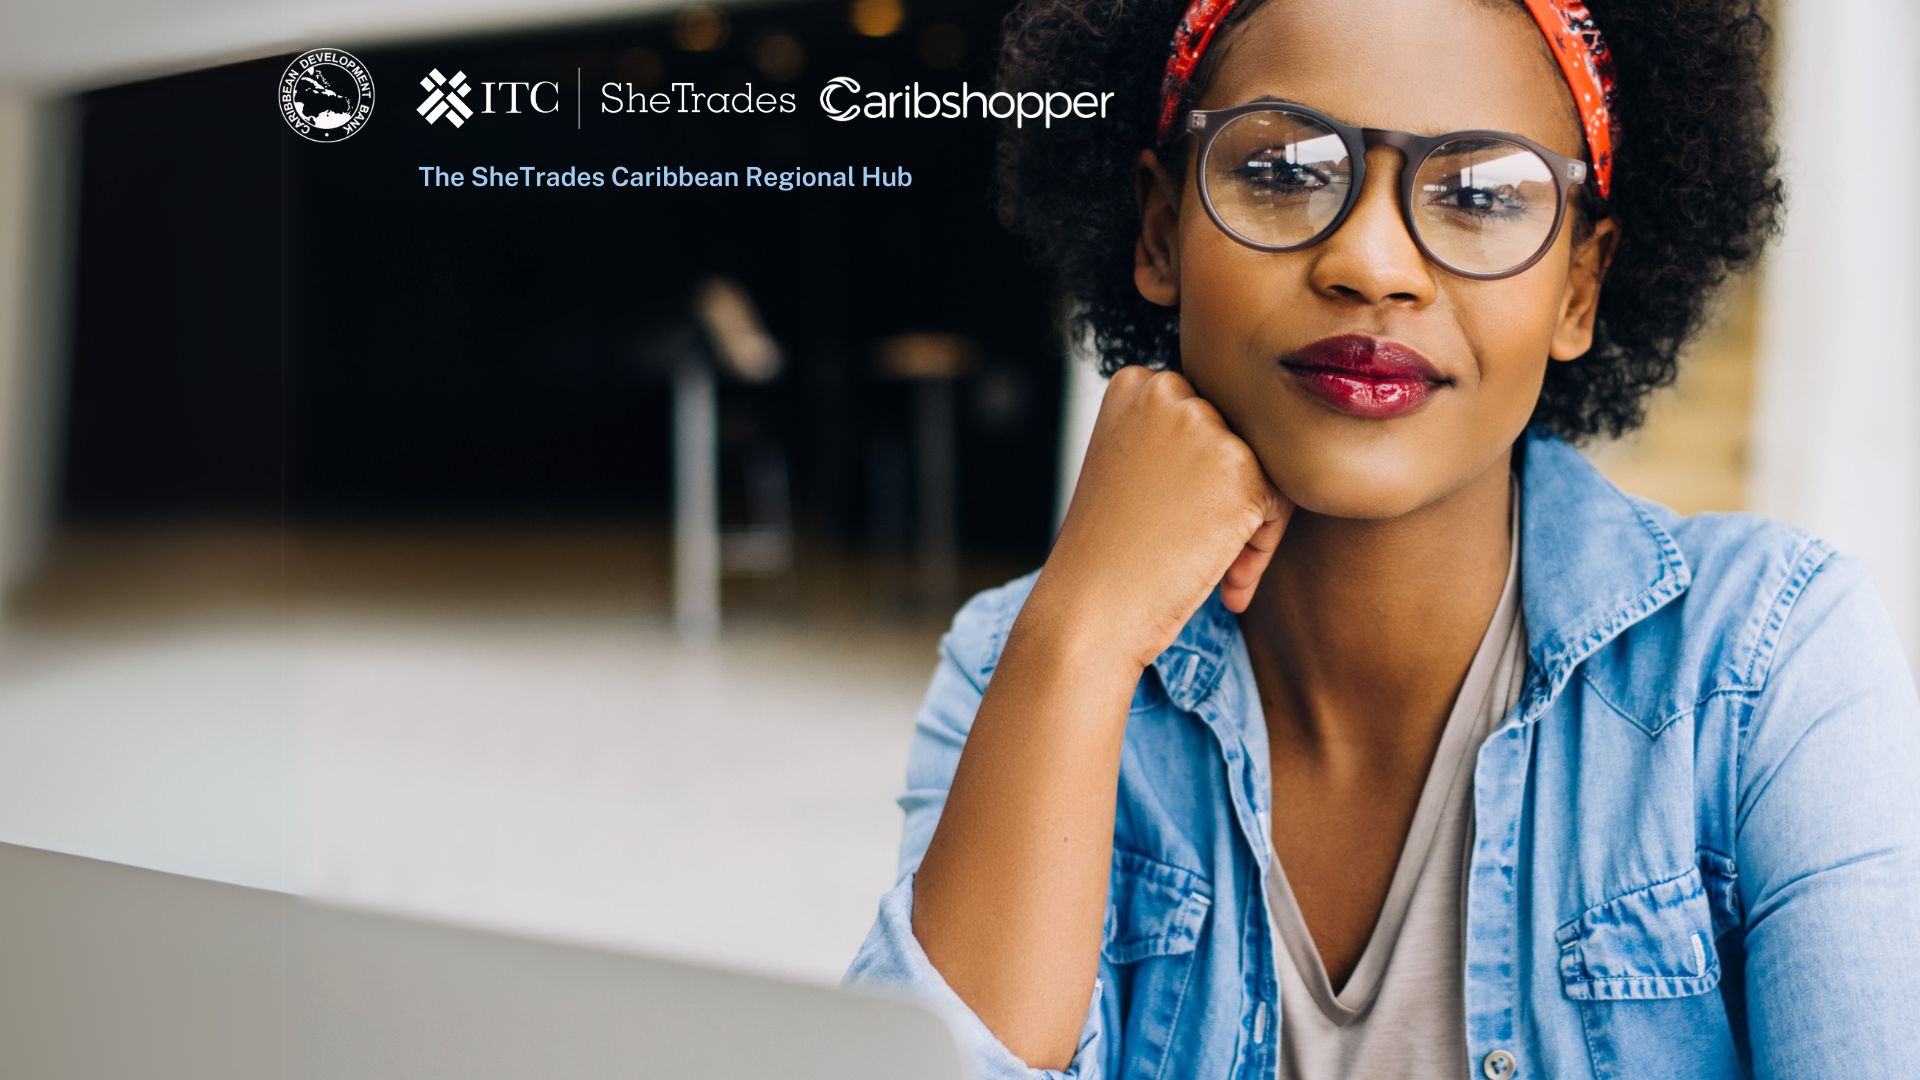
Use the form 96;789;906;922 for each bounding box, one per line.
818;76;863;121
279;48;375;141
418;69;474;127
817;75;1114;128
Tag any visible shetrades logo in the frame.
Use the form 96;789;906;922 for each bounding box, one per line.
418;69;475;127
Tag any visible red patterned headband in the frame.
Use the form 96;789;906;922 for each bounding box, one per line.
1155;0;1621;199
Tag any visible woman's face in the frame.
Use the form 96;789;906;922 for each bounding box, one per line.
1134;0;1622;519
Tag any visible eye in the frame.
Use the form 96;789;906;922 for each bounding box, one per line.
1426;181;1528;217
1417;140;1554;224
1230;150;1334;193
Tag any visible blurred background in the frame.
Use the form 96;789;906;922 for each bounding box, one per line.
0;0;1912;988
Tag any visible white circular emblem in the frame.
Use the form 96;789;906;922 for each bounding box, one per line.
279;48;375;142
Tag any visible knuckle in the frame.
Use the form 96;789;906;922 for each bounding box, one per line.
1146;367;1193;398
1175;391;1217;423
1217;437;1254;473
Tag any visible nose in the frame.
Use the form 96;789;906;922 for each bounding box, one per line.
1305;145;1437;307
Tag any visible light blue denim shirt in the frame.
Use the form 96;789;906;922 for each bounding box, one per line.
843;423;1920;1079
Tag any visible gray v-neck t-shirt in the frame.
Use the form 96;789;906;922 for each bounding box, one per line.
1262;474;1528;1079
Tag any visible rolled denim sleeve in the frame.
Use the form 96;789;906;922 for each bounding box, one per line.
1736;548;1920;1076
842;581;1112;1080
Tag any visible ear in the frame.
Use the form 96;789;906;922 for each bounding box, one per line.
1133;148;1181;308
1548;214;1622;362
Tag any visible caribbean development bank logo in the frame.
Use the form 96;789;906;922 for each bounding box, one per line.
279;48;375;141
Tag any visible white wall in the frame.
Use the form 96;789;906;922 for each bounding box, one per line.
1054;322;1104;541
0;91;73;607
1749;0;1920;673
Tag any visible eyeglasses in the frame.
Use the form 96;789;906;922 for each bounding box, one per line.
1181;99;1595;280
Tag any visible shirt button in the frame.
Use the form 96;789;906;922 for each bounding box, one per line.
1482;1048;1518;1079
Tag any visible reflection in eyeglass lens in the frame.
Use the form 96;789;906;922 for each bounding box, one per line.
1203;110;1563;273
1208;111;1351;244
1416;138;1557;272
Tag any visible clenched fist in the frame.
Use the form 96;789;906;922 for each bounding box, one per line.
1031;364;1294;673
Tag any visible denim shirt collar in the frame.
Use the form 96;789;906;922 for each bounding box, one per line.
1149;424;1694;729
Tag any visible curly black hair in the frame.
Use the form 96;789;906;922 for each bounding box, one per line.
991;0;1786;443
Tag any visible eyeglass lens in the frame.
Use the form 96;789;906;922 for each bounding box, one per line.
1201;107;1562;276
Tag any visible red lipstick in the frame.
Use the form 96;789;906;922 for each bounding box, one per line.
1279;334;1450;419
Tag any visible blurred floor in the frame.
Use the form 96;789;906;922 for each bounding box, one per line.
0;523;1034;986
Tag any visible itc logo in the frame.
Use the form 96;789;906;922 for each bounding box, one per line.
418;69;473;127
417;67;563;127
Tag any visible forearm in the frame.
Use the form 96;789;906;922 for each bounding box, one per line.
908;583;1143;1071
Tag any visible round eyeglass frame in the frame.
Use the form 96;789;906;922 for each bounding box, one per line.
1180;98;1597;281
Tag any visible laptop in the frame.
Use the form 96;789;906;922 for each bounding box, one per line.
0;841;971;1079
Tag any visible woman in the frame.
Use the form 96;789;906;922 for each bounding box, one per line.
844;0;1920;1077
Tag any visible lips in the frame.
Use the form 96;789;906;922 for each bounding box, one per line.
1278;333;1450;419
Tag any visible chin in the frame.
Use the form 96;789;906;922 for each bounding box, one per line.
1258;440;1450;521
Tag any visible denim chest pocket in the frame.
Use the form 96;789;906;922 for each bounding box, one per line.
1101;848;1211;1080
1555;866;1738;1078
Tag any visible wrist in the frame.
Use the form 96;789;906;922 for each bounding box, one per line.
1016;567;1156;680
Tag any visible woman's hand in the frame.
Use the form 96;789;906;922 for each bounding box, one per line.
1033;364;1294;673
900;363;1288;1071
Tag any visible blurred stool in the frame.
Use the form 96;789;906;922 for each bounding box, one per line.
636;276;789;643
870;332;976;615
